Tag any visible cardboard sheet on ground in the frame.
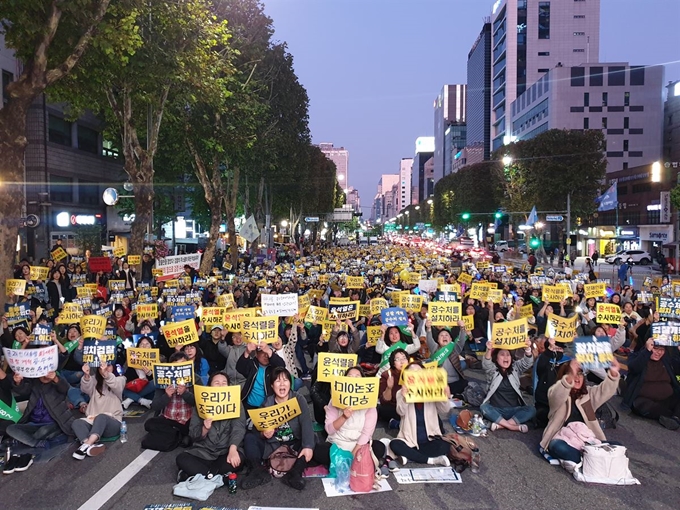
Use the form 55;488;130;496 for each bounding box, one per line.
321;477;392;497
393;467;462;484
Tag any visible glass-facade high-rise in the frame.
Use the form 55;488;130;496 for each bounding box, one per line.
466;21;492;161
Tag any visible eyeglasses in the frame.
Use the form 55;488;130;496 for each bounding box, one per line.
393;356;408;362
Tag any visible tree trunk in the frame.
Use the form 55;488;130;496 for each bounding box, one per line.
226;166;240;268
128;159;154;255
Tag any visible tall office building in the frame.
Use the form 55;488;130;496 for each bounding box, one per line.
318;142;349;187
491;0;601;152
664;80;680;165
373;173;399;222
411;137;435;205
398;158;413;212
345;187;360;214
466;20;492;163
433;85;467;182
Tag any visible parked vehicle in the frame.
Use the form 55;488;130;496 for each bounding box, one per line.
494;240;509;252
604;250;653;265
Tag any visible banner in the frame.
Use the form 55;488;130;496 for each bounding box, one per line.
248;398;302;432
542;285;569;303
328;301;359;321
3;345;58;378
317;352;358;382
380;307;409;327
5;279;26;296
29;266;50;281
651;322;680;346
155;253;202;280
584;282;607;299
399;294;423;313
136;303;158;321
161;319;199;348
331;376;379;410
80;315;107;339
403;368;448;403
82;339;117;367
657;297;680;318
429;302;461;326
30;324;52;346
370;298;389;315
195;385;241;421
241;316;278;343
492;318;528;350
200;306;227;328
88;256;112;273
574;335;614;371
595;303;621;324
345;276;364;289
366;325;382;347
546;313;578;342
153;361;194;388
261;293;299;317
126;347;160;370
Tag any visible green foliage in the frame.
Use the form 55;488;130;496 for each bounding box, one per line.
671;185;680;211
74;225;104;256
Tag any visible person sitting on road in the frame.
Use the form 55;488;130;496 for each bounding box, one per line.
540;358;621;473
217;331;248;389
182;343;209;385
236;340;286;410
378;348;408;429
197;323;228;375
72;362;125;460
376;322;420;376
241;367;315;491
480;339;535;433
328;319;362;354
425;320;469;397
622;339;680;430
121;336;157;410
534;337;570;428
175;372;246;481
313;366;386;470
585;322;626;383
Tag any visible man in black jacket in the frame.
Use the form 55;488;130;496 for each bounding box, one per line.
236;341;285;409
623;338;680;430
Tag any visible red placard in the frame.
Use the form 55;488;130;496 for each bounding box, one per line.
88;257;112;273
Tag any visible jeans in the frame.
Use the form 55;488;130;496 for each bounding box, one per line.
123;380;157;402
61;370;84;386
480;403;536;425
72;415;121;442
292;378;303;391
549;439;623;464
176;451;244;477
6;422;61;447
390;438;450;464
632;395;680;420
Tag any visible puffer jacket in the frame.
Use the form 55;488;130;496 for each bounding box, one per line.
13;376;75;436
185;406;246;460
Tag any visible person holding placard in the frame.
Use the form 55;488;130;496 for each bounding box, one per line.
121;336;158;410
181;343;209;386
241;367;315;491
313;365;386;470
71;362;125;460
237;340;285;410
536;300;566;337
389;361;451;467
378;348;408;428
376;323;420;377
425;320;469;396
622;338;680;430
197;323;228;375
585;322;626;383
534;337;570;429
540;358;621;472
328;319;362;354
481;339;536;433
217;331;248;389
175;372;246;481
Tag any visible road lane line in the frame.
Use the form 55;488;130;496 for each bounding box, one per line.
77;449;160;510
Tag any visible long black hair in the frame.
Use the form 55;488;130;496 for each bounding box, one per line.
491;349;514;376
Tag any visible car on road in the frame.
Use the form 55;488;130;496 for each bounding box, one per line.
604;249;653;265
494;240;509;252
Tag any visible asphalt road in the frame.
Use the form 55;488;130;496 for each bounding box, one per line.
2;373;679;510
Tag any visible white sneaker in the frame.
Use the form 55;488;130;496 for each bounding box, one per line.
138;398;152;409
428;455;451;467
72;443;89;460
121;398;134;410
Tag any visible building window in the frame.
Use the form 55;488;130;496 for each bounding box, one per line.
624;117;629;129
102;139;119;158
589;67;604;86
583;118;589;129
538;68;549;73
602;92;608;106
624;92;630;106
573;32;585;36
538;2;550;39
602;117;608;129
584;92;589;106
571;67;585;87
48;115;72;146
623;140;629;151
538;51;550;56
632;182;652;193
2;69;13;105
79;181;100;206
623;163;628;169
49;175;73;203
608;66;626;86
573;49;585;52
630;66;645;86
77;125;99;154
574;14;586;18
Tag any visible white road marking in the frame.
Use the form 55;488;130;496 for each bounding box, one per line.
77;449;160;510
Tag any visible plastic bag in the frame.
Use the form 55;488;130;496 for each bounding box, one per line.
329;443;353;478
335;456;351;493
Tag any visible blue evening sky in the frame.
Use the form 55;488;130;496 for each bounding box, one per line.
263;0;680;210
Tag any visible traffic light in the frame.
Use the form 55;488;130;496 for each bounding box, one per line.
495;211;503;219
461;212;471;220
530;237;540;249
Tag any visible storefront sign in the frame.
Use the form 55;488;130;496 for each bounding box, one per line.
640;225;674;243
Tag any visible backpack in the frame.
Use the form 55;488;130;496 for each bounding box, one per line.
349;442;380;493
268;445;298;478
595;402;619;429
573;444;639;485
462;381;486;407
438;432;479;473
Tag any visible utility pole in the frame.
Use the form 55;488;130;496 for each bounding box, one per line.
566;192;571;249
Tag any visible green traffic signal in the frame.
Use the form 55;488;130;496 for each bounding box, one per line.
530;237;540;248
495;212;502;219
461;213;471;220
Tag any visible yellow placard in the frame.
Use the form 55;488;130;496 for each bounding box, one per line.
399;294;423;313
80;315;107;339
462;314;474;332
596;303;621;324
57;303;83;324
470;283;489;302
390;291;406;306
76;286;94;298
328;301;359;321
358;304;371;317
317;352;358;382
109;280;126;291
241;315;278;343
195;385;241;421
126;347;160;370
542;285;569;303
136;303;158;321
345;276;364;289
403;368;448;403
329;297;350;304
217;293;235;309
248;398;302;431
477;261;490;270
429;302;462;326
331;376;379;410
487;289;503;304
547;313;578;342
223;309;248;333
152;269;164;277
29;266;50;281
318;275;330;285
305;305;328;323
161;318;200;348
405;272;421;285
321;320;347;339
519;304;534;318
255;278;267;288
201;306;228;327
492;318;529;350
584;282;607;299
366;325;382;347
298;294;310;314
440;284;461;294
5;279;26;296
370;298;389;315
51;246;68;261
457;273;473;286
127;255;141;265
113;247;126;258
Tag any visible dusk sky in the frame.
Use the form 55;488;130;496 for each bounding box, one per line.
263;0;680;212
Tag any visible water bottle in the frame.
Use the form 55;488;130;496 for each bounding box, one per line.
471;414;482;436
120;421;128;443
228;472;237;494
